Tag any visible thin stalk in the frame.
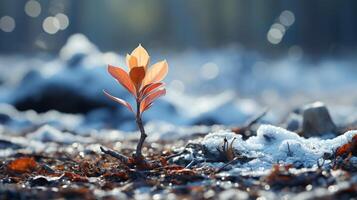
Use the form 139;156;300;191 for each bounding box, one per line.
135;99;147;159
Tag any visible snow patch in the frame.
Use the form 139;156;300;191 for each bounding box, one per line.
201;124;357;169
27;125;92;144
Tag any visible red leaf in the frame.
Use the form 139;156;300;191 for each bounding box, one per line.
103;90;134;113
139;82;165;99
140;88;166;114
336;135;357;157
7;157;38;173
129;66;146;90
108;65;136;97
140;102;153;114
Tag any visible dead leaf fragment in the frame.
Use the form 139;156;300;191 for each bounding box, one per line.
63;172;88;182
7;157;38;173
336;135;357;157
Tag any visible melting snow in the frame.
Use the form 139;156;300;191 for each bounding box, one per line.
27;125;92;144
201;125;357;170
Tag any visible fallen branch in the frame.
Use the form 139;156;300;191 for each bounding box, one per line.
232;108;269;138
100;146;129;164
215;157;239;173
244;108;269;128
166;143;203;161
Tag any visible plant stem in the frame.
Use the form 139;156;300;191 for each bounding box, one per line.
135;99;147;159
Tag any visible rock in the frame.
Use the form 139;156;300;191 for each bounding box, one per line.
302;102;336;137
13;83;111;114
29;175;62;187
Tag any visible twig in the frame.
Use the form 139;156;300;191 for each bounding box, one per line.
166;143;202;161
185;158;199;169
215;157;239;173
244;108;269;128
100;146;129;164
287;142;293;157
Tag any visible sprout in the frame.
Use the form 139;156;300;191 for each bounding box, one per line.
104;44;168;161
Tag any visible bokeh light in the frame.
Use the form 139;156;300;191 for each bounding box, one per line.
0;16;16;32
271;23;286;34
42;16;60;34
55;13;69;30
267;10;295;45
200;62;219;80
24;0;41;18
267;28;283;44
279;10;295;27
169;80;185;94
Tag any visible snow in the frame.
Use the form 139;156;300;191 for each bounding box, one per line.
218;189;249;200
59;34;99;63
1;33;357;174
1;34;357;134
201;125;357;170
0;103;83;134
0;34;270;134
27;125;92;144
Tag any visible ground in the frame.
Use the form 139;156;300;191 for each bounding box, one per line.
1;120;357;199
1;34;357;200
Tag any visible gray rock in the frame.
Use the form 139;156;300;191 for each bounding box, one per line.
302;102;336;137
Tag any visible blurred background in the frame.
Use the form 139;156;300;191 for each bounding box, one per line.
1;0;357;57
1;0;357;131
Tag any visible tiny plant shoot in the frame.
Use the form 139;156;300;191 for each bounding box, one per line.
104;44;168;160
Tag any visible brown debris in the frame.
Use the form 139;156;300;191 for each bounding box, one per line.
336;135;357;157
7;157;38;174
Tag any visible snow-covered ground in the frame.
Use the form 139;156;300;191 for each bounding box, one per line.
1;35;357;199
1;34;357;134
201;125;357;171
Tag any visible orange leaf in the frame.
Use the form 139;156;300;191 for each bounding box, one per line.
336;143;351;157
103;90;134;113
140;102;153;114
129;66;146;90
7;157;37;173
140;88;166;114
142;60;168;86
108;65;136;97
336;135;357;157
140;82;165;99
131;44;150;69
126;54;138;69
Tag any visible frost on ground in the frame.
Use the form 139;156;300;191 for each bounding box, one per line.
199;125;357;171
1;120;357;199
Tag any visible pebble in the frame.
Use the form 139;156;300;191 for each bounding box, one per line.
302;102;336;137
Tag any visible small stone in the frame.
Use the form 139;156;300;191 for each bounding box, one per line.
29;175;62;187
302;102;336;137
